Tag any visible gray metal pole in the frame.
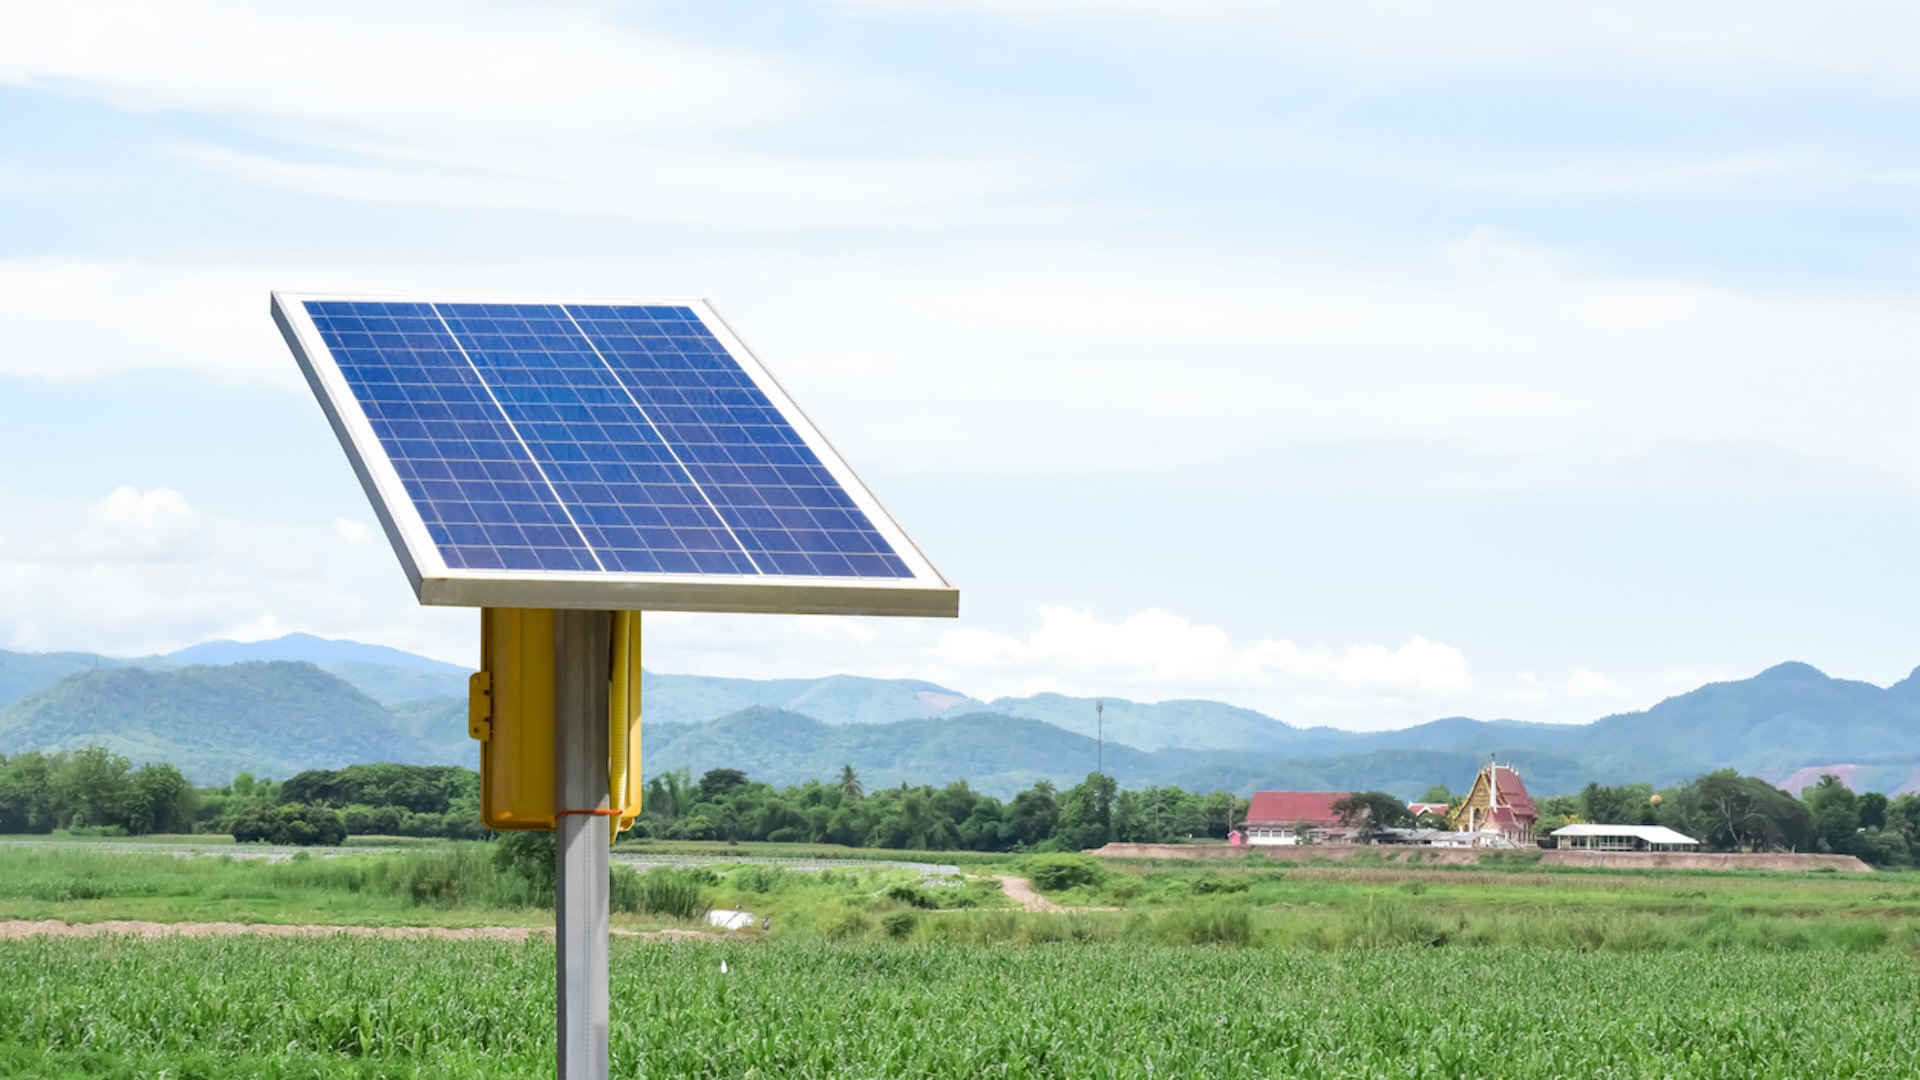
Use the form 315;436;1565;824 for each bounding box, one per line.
555;610;611;1080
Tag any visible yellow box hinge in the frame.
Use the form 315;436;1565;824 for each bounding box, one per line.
467;670;493;742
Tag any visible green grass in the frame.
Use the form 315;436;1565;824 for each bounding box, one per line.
613;836;1008;866
0;843;558;927
3;936;1919;1078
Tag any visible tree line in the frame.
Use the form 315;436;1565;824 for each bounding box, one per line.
1412;770;1920;865
3;747;1916;861
637;766;1242;852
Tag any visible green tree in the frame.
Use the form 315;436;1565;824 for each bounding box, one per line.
125;763;196;835
1004;784;1059;848
51;745;134;829
230;803;346;846
0;752;60;834
1857;791;1888;832
1801;775;1861;855
1580;783;1629;824
838;764;863;801
643;767;692;823
1671;771;1813;852
1052;772;1118;851
695;768;749;804
1330;791;1412;838
1534;794;1581;832
1886;793;1920;849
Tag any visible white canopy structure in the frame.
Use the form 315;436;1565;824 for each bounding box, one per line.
1551;824;1701;852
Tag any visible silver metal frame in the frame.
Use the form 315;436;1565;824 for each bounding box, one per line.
272;292;958;617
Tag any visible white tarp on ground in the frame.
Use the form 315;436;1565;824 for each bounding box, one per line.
707;909;756;931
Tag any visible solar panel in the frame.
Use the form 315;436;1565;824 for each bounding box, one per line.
272;294;957;617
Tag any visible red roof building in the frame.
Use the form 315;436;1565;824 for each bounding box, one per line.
1241;791;1351;845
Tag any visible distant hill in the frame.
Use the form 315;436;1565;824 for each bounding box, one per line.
1566;663;1920;779
321;662;471;705
0;662;455;784
167;632;467;673
0;649;138;710
4;638;1920;797
643;709;1619;799
639;671;985;727
986;692;1344;753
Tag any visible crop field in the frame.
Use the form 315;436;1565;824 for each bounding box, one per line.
3;935;1919;1078
6;840;1920;1077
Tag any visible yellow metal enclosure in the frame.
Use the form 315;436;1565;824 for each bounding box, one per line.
470;608;642;832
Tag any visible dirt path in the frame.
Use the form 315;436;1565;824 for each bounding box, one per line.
0;919;714;942
997;875;1065;913
995;876;1117;914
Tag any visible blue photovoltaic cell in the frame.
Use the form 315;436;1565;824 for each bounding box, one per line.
304;300;912;579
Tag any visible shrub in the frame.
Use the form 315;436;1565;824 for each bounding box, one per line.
1024;854;1106;893
229;803;346;846
1188;874;1247;895
1157;906;1254;947
881;911;918;939
728;865;790;894
397;845;493;908
631;869;707;921
823;906;872;941
884;883;938;909
490;832;556;902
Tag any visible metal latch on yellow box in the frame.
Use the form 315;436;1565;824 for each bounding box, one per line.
467;671;492;742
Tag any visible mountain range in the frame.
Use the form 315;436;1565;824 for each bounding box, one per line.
2;635;1918;799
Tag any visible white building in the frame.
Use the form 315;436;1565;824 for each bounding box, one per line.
1550;824;1700;853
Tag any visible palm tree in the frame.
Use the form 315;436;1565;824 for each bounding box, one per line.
838;764;863;800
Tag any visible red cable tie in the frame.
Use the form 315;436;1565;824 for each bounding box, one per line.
555;808;622;817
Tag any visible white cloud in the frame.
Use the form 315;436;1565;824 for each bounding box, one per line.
639;605;1702;728
333;518;374;544
178;142;1042;227
75;486;210;563
732;236;1920;489
0;259;300;384
8;243;1919;493
643;605;1478;725
0;488;469;663
0;0;1048;225
0;0;807;135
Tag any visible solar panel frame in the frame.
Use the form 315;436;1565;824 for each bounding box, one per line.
272;292;957;617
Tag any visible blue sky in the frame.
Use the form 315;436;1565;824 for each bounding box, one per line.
2;1;1918;730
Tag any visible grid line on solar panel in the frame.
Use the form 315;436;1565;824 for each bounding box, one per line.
308;301;598;574
435;303;763;577
565;305;912;579
303;299;915;580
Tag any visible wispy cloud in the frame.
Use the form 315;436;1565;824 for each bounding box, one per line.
0;0;1054;225
828;1;1920;92
8;243;1920;492
640;605;1677;728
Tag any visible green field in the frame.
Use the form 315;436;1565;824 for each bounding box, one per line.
4;936;1918;1078
6;839;1920;1077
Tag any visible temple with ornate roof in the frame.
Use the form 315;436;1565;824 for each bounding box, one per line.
1446;759;1539;846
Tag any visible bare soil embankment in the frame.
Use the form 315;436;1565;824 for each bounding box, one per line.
1088;843;1482;866
1540;851;1871;872
1090;843;1873;872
